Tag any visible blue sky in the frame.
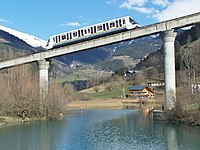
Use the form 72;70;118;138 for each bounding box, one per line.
0;0;200;40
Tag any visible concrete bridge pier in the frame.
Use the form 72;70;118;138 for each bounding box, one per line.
162;30;177;110
38;59;50;97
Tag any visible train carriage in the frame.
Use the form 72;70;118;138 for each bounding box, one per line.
46;16;140;49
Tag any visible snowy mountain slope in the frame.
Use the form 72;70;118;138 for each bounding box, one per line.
0;25;46;48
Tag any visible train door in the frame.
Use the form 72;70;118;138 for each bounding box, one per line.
55;36;60;43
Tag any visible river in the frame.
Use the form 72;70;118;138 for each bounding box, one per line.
0;109;200;150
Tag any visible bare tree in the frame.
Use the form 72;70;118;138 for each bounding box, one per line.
44;81;74;119
134;71;146;85
114;76;127;98
147;67;159;79
179;45;199;92
93;86;100;93
0;64;74;119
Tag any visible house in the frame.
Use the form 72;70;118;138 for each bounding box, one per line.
148;82;164;87
124;70;137;78
128;85;154;98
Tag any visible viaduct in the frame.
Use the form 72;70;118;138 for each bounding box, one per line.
0;12;200;110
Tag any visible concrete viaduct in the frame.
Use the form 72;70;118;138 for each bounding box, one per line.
0;12;200;110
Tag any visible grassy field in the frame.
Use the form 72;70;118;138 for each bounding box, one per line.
66;97;163;111
68;83;164;111
85;88;124;99
77;84;129;99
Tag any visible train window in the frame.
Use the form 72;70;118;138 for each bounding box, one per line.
97;25;102;31
110;22;115;28
129;17;135;24
55;37;58;43
103;24;106;31
123;19;125;24
80;30;83;36
84;29;87;34
106;23;109;30
94;26;97;33
78;30;80;37
67;33;69;40
53;38;55;42
116;20;118;27
73;32;77;37
119;19;122;27
62;35;66;40
88;28;90;33
69;33;72;39
46;39;50;46
91;27;93;34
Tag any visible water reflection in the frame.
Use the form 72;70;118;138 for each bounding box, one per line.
0;110;200;150
166;125;178;150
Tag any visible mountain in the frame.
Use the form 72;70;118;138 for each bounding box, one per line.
57;35;162;70
57;47;109;64
0;24;164;73
94;36;163;71
108;35;162;59
0;29;42;54
134;25;200;77
0;25;46;48
0;25;70;78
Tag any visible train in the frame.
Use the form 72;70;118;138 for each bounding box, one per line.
46;16;140;49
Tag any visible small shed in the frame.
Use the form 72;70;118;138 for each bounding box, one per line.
128;85;154;98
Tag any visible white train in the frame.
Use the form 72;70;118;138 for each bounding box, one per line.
46;16;140;49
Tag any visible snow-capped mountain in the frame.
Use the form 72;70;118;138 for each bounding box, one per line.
0;25;46;48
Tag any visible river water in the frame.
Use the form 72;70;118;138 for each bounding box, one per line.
0;109;200;150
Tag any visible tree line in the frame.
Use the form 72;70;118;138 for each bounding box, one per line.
0;64;74;120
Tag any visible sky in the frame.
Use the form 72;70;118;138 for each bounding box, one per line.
0;0;200;41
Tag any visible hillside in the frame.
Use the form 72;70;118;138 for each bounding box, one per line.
134;25;200;79
0;25;46;48
94;36;162;71
0;28;70;78
0;25;164;80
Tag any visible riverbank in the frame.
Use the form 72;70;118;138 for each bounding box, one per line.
0;97;162;128
0;116;21;128
1;97;200;129
0;116;45;128
64;97;163;111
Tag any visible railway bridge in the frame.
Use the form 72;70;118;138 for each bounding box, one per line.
0;12;200;110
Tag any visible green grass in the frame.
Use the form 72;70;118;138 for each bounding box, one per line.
58;72;88;83
90;89;122;99
77;88;126;99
